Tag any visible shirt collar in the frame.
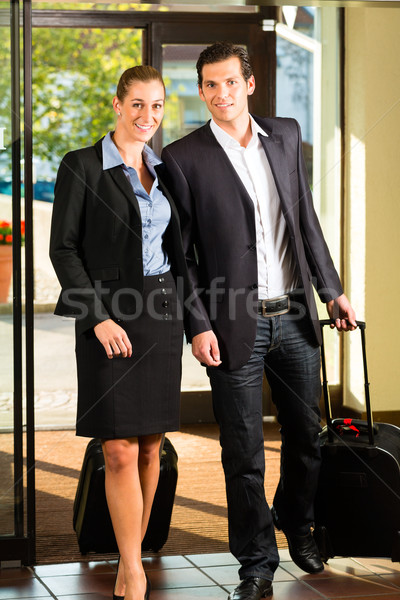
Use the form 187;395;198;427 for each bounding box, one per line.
142;143;162;169
251;116;269;139
210;115;268;151
102;131;162;171
102;132;123;170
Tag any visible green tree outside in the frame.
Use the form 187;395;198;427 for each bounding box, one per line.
32;26;142;172
0;11;189;184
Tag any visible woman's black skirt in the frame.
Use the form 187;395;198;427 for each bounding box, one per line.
75;271;183;439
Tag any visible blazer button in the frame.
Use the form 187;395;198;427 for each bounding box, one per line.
161;288;167;295
162;300;169;308
158;277;165;283
251;283;258;290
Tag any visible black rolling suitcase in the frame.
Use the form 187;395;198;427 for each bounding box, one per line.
142;437;178;552
73;436;178;554
314;320;400;562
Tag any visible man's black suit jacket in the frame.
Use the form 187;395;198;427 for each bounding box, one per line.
160;116;343;371
50;137;188;336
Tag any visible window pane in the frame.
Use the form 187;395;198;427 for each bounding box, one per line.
276;36;314;183
0;8;15;536
162;44;209;146
276;8;342;384
282;6;316;38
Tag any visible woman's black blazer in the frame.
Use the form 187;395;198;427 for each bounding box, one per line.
50;137;189;336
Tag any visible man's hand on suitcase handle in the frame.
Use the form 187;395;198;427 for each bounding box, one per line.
326;293;357;331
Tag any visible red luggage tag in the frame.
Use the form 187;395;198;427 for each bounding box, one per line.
336;418;360;437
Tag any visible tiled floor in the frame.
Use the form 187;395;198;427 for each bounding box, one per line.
1;552;400;600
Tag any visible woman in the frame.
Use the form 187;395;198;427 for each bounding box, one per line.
50;66;188;600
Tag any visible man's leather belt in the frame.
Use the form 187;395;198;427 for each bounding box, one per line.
257;295;290;317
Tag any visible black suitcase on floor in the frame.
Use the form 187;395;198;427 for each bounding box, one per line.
314;320;400;562
73;436;178;554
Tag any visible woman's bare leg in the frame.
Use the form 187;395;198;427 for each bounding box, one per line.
138;434;163;538
102;434;162;600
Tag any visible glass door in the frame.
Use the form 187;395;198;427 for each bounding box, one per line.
0;0;35;565
30;22;144;564
0;4;291;560
150;13;277;414
0;0;16;542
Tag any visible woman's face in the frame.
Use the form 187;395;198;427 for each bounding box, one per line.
113;79;165;143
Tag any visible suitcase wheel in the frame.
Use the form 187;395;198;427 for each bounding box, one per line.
314;526;333;563
392;531;400;563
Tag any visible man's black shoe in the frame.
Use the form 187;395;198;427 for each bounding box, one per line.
283;530;324;574
228;577;273;600
271;506;324;574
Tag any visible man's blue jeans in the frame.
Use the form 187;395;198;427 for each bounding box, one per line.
207;309;322;581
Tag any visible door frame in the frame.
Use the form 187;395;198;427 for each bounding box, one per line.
0;0;35;566
148;12;277;154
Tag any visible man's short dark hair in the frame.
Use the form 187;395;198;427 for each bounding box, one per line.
196;42;253;87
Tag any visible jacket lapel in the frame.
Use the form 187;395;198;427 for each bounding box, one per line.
94;137;141;219
258;129;296;234
108;167;142;219
154;164;181;226
202;123;255;216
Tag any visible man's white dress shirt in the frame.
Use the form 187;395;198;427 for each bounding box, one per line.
210;116;298;299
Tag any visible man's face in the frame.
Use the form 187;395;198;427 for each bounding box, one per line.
198;56;255;127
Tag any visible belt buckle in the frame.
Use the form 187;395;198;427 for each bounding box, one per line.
261;295;290;317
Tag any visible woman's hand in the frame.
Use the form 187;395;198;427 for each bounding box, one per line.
94;319;133;359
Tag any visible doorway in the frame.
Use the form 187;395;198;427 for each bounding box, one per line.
0;3;344;565
0;2;277;564
30;5;277;426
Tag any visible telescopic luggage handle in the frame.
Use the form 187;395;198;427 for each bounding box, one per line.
319;320;374;446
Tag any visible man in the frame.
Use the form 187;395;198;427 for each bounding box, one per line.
160;42;356;600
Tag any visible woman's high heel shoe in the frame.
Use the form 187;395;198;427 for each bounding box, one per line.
113;564;149;600
113;558;124;600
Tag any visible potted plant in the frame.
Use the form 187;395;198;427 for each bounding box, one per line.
0;220;25;303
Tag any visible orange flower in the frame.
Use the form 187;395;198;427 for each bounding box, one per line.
0;220;20;245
